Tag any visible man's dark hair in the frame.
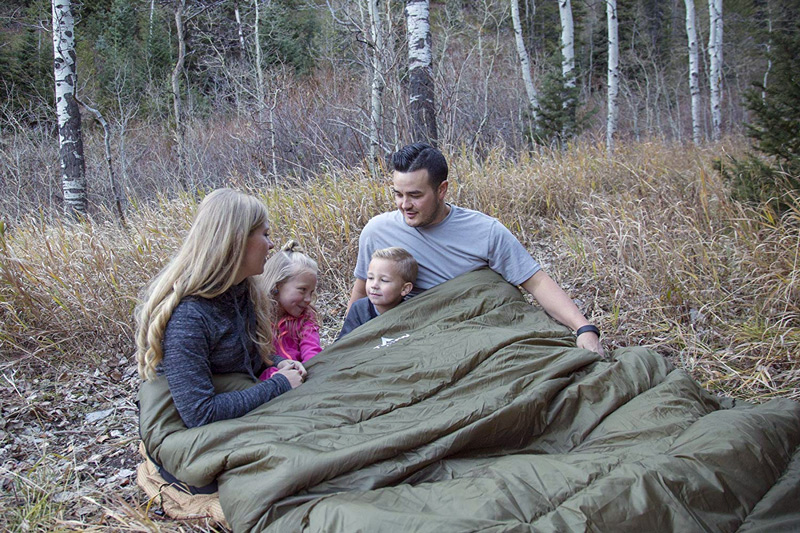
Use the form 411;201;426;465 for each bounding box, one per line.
390;143;448;188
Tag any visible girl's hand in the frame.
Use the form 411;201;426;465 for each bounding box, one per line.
275;367;305;389
277;360;308;379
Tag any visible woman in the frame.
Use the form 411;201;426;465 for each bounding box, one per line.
135;188;305;429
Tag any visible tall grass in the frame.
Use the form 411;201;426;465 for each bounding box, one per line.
1;138;797;401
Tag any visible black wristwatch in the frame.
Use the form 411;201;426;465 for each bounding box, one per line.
576;325;600;338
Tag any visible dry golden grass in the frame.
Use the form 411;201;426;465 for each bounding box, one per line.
0;137;798;530
1;137;797;399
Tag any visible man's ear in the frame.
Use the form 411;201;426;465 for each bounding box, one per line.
437;180;448;199
401;282;413;297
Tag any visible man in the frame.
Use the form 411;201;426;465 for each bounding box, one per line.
347;142;603;355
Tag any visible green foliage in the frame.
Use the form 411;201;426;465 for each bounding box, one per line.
1;0;54;124
74;0;173;120
259;0;318;74
527;69;594;147
718;19;800;208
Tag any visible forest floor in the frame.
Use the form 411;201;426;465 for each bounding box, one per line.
0;302;344;532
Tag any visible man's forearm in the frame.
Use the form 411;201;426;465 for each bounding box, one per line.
521;271;588;329
521;270;604;355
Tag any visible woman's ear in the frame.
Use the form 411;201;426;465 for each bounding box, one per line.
401;282;413;297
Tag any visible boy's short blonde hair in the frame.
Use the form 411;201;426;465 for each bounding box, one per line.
371;247;418;283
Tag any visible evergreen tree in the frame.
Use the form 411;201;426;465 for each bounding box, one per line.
259;0;317;73
528;68;593;146
6;0;54;123
718;17;800;208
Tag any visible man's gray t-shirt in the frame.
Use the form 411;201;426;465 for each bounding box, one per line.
354;205;540;294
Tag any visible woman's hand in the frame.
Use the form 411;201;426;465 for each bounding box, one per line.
276;359;307;379
275;367;305;388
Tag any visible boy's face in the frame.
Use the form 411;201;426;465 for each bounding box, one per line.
366;258;413;313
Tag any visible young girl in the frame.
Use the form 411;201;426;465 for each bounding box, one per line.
258;241;322;380
135;189;306;430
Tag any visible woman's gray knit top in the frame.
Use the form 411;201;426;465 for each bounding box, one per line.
159;282;290;427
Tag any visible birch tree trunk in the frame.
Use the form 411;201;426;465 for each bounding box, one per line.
368;0;385;174
254;0;278;177
708;0;723;141
685;0;702;144
171;0;187;188
558;0;576;93
511;0;539;127
406;0;437;146
606;0;619;154
762;1;772;103
254;0;265;113
52;0;87;218
235;1;246;55
149;0;156;45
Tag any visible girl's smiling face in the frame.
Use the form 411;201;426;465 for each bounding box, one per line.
277;270;317;317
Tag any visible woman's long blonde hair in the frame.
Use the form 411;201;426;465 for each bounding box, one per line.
135;189;274;380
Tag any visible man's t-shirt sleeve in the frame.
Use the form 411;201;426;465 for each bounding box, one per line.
487;219;541;285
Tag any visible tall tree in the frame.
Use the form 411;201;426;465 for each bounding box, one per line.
708;0;723;140
172;0;188;188
685;0;702;144
511;0;539;129
760;1;772;103
252;0;277;177
558;0;576;95
717;15;800;208
52;0;87;218
234;1;246;54
368;0;385;174
606;0;619;155
406;0;437;146
557;0;577;140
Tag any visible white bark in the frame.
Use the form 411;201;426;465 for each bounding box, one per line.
606;0;619;154
235;2;246;54
52;0;87;218
254;0;265;107
149;0;156;44
762;2;772;103
407;1;431;72
511;0;539;125
558;0;575;91
368;0;385;173
253;0;277;177
406;0;437;144
685;0;702;144
708;0;723;141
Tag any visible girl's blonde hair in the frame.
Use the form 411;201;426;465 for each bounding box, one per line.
257;240;319;348
135;189;273;380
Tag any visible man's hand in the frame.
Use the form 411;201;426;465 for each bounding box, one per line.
576;331;604;356
521;271;605;357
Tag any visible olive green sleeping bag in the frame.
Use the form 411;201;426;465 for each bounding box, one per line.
139;269;800;532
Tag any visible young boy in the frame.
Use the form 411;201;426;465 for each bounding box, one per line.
337;247;418;340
